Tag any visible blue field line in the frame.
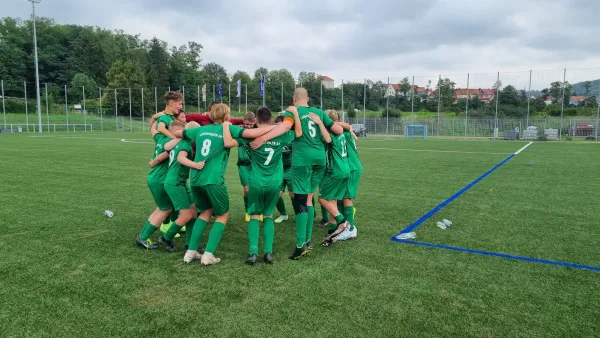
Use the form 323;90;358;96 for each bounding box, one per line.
394;153;515;236
391;239;600;272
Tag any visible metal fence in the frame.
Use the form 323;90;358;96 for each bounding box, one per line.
1;67;600;140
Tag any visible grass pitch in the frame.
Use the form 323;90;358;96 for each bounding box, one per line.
0;132;598;337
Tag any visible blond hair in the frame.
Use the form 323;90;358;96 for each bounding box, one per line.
185;121;200;129
210;103;230;123
326;109;339;122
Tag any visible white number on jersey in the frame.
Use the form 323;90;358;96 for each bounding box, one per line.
308;121;317;138
341;139;347;157
168;150;175;166
264;147;275;165
201;139;211;156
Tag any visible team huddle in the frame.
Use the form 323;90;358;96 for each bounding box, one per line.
135;88;362;265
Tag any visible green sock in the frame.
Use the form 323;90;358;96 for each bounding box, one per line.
164;221;183;241
334;213;345;224
185;220;195;246
337;200;344;215
243;196;248;213
295;212;308;248
205;222;225;253
140;221;158;241
264;217;274;254
306;206;314;242
171;211;178;223
276;197;287;216
139;221;152;237
188;218;208;251
248;219;259;255
312;196;317;217
321;204;329;222
327;222;337;232
344;206;355;231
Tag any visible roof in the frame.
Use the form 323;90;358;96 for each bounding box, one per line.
455;88;495;96
569;96;586;101
390;84;401;91
318;75;334;81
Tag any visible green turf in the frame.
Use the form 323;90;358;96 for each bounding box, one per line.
0;134;598;337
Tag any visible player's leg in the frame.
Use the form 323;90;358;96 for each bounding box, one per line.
160;183;193;252
246;186;262;264
289;165;311;259
261;185;279;263
239;165;251;222
201;184;230;266
306;164;326;248
184;185;212;263
137;182;172;249
318;175;350;246
275;174;289;223
185;186;199;250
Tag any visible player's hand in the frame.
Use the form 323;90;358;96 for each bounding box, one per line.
308;113;323;125
195;161;205;170
250;137;265;150
286;106;298;114
152;111;165;119
223;121;231;128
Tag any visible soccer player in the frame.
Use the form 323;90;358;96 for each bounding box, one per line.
238;112;257;222
158;121;205;252
175;103;276;266
327;110;361;241
222;107;301;264
274;115;292;223
136;129;182;249
249;88;344;259
149;91;183;142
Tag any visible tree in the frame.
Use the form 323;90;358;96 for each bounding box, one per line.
200;62;228;85
71;73;98;94
499;85;519;106
583;81;592;97
549;81;572;104
146;37;170;89
432;78;456;110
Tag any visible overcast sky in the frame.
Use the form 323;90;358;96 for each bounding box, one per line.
4;0;600;88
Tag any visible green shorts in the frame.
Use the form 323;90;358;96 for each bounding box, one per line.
280;168;292;192
148;181;172;211
247;184;280;216
191;184;229;216
290;164;326;194
238;165;251;187
318;173;349;201
164;183;194;211
344;169;362;199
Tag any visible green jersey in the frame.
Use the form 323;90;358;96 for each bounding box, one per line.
344;131;362;171
282;142;293;171
237;131;295;187
237;141;251;166
326;131;350;178
283;106;334;166
154;114;175;143
148;137;171;183
183;124;244;186
164;139;193;186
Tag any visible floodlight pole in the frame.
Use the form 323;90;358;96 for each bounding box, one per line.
30;0;43;133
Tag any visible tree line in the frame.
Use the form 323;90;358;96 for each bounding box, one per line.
1;17;598;118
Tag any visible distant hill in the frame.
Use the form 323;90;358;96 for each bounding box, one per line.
572;79;600;96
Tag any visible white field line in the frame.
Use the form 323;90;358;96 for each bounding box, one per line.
514;142;533;155
361;147;511;155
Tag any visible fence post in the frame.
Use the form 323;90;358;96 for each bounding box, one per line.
182;85;186;111
437;75;441;139
24;81;29;132
411;76;415;125
45;83;49;132
320;80;323;110
65;85;69;132
99;88;103;131
141;87;145;132
341;79;345;122
280;82;283;113
245;84;248;113
53;124;55;132
129;88;132;132
114;89;118;131
559;68;566;140
197;85;201;114
83;86;86;132
526;70;532;130
1;80;5;129
363;78;366;127
465;73;470;139
154;87;158;114
495;72;500;139
386;77;389;134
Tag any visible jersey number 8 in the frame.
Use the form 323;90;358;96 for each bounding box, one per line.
201;139;211;156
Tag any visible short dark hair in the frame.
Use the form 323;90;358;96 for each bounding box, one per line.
174;109;185;119
164;91;183;106
274;116;284;124
255;107;272;124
